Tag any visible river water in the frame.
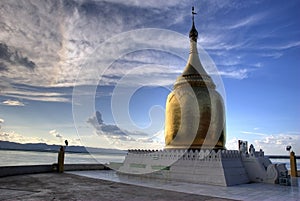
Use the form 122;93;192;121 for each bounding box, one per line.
0;150;126;166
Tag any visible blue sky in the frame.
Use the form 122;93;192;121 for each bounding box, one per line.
0;0;299;155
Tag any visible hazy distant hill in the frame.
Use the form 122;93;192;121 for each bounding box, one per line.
0;140;126;154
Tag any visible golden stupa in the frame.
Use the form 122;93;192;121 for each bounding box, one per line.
164;7;226;149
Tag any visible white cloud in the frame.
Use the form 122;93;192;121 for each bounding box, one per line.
241;131;266;136
2;100;25;106
49;129;63;139
226;137;239;150
106;0;189;9
69;138;81;145
227;12;266;29
253;62;263;68
216;58;241;67
254;133;300;155
262;41;300;50
0;129;81;146
0;130;47;144
235;130;300;155
0;118;3;130
3;90;70;103
259;52;283;59
217;69;249;80
227;132;300;155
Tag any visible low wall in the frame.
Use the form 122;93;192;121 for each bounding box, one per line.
0;165;54;177
64;163;110;171
0;163;110;177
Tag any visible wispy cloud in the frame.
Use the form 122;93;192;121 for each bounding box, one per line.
240;131;266;136
260;41;300;50
253;62;263;68
0;0;250;96
259;52;283;59
0;0;188;100
227;12;266;29
217;69;249;80
0;0;298;104
3;89;70;103
0;83;72;103
2;100;25;106
107;0;189;9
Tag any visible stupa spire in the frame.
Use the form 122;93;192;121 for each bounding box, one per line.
180;6;210;79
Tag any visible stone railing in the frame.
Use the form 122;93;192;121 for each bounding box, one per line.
127;149;242;161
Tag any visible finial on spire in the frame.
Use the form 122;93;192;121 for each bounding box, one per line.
189;6;198;42
192;6;197;22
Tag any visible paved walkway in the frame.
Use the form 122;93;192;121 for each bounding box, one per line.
0;173;235;201
69;170;300;201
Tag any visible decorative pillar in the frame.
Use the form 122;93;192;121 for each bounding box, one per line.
57;146;65;173
290;151;298;177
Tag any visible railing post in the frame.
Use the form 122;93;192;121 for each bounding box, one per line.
58;146;65;173
290;151;298;177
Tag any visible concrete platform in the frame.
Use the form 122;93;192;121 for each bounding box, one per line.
68;170;300;201
0;172;235;201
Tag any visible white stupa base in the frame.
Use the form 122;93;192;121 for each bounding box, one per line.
118;149;249;186
117;148;290;186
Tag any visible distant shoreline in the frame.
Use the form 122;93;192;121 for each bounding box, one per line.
0;148;86;154
0;140;126;154
0;148;127;155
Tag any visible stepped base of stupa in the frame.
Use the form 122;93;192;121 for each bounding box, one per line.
117;147;290;186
